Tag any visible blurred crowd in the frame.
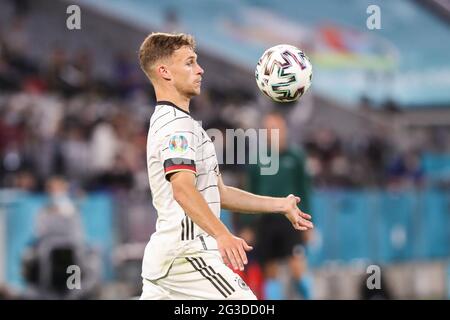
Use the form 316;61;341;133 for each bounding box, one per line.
303;129;425;189
0;12;441;194
0;4;447;184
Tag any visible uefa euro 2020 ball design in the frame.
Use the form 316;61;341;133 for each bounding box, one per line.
255;44;313;103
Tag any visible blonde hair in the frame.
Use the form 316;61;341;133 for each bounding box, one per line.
138;32;196;79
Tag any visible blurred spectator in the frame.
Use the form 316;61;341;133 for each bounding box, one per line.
90;154;134;192
46;47;69;93
12;169;37;192
3;16;27;56
46;47;83;96
288;242;314;300
34;176;84;241
70;49;94;93
244;111;313;300
60;119;91;185
304;129;346;187
21;176;101;299
114;52;143;98
386;150;425;189
2;16;37;77
89;118;119;173
234;226;264;299
0;32;22;90
9;0;30;17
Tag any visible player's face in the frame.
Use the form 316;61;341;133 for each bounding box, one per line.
169;46;204;97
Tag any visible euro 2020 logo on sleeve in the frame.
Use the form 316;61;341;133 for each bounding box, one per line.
169;134;189;154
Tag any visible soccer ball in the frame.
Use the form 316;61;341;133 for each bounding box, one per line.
255;44;313;103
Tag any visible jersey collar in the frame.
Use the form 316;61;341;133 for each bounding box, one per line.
156;101;190;116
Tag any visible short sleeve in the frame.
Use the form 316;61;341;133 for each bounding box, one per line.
159;118;198;181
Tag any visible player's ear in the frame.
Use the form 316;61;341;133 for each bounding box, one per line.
157;65;172;81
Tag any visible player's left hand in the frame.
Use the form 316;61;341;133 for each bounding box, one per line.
282;194;313;231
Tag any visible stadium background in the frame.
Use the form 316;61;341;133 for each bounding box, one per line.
0;0;449;299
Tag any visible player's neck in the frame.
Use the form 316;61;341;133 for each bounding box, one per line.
155;90;190;114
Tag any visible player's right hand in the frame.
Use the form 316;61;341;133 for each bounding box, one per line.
283;194;314;231
215;233;253;271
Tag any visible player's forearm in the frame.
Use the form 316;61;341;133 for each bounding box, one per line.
220;185;286;214
173;184;231;239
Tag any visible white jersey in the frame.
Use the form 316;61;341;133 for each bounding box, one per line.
142;101;221;280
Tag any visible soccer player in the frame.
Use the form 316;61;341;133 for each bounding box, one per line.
138;32;313;300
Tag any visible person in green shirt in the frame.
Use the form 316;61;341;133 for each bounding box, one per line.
244;110;313;299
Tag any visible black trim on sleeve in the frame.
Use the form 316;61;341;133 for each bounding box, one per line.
164;158;196;181
163;158;196;170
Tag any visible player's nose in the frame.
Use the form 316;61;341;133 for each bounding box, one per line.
197;64;204;75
